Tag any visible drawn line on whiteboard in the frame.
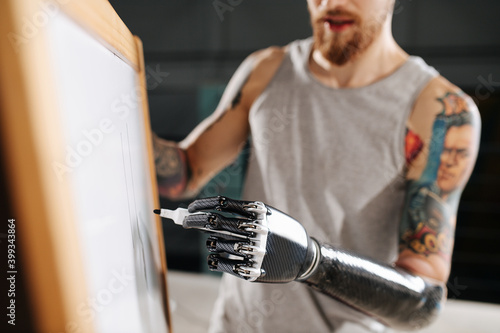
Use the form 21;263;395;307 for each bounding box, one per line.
124;124;148;285
120;132;134;231
121;129;146;281
125;124;140;227
122;125;153;329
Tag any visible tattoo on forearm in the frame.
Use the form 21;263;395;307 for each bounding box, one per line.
401;92;476;259
153;137;189;198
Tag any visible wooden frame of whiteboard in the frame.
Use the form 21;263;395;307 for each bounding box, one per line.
0;0;171;332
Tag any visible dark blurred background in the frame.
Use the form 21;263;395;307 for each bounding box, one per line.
109;0;500;304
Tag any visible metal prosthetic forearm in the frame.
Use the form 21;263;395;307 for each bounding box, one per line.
303;241;446;330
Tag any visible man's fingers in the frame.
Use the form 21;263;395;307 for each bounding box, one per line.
187;196;255;217
184;212;254;237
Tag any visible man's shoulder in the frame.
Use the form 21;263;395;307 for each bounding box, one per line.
406;74;481;179
410;75;479;125
249;38;310;70
240;46;288;107
248;46;287;73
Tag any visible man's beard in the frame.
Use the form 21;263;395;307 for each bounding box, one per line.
312;10;386;66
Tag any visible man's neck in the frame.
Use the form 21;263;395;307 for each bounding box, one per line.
309;29;408;89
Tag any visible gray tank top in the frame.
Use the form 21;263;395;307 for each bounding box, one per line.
209;38;439;333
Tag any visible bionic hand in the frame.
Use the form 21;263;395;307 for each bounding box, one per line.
156;196;316;282
156;196;445;330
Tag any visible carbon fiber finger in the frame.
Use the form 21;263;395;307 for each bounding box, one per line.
183;212;254;237
207;254;246;278
187;196;255;217
206;236;253;258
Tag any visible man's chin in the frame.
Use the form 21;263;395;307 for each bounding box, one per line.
437;181;457;196
313;34;363;66
327;53;354;66
314;40;356;66
322;48;358;66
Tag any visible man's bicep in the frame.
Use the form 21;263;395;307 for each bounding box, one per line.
397;87;481;282
180;47;285;193
180;51;258;150
177;53;256;193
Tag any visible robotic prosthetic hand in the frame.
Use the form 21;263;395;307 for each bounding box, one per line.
185;196;317;282
168;196;445;330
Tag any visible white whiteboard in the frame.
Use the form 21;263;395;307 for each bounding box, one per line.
46;11;167;333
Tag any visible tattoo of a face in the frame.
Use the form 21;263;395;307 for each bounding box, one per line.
400;92;476;260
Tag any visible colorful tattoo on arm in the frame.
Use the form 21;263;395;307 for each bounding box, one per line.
400;92;476;260
405;128;424;165
153;136;190;198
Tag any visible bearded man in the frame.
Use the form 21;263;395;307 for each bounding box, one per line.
153;0;480;332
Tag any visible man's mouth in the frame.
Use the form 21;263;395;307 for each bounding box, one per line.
323;17;355;32
438;169;455;181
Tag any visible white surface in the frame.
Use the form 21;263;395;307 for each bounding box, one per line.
416;299;500;333
47;12;167;333
169;271;500;333
168;271;221;333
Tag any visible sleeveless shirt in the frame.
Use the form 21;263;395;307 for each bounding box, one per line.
208;38;439;333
